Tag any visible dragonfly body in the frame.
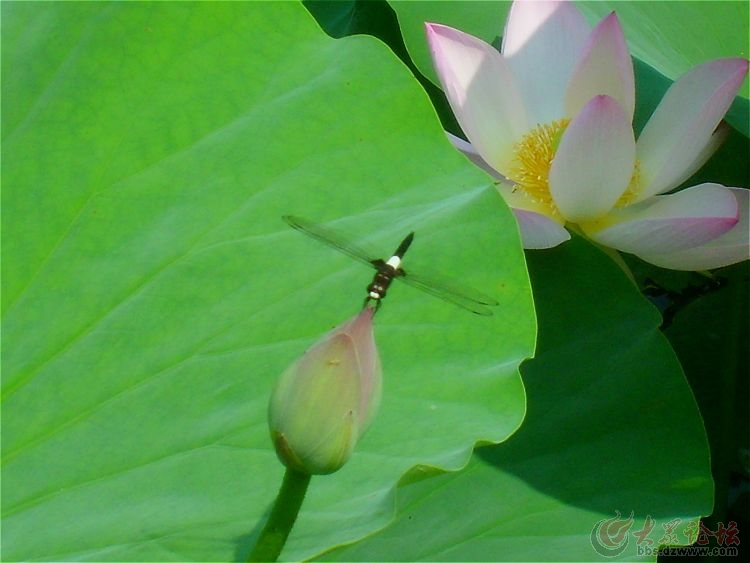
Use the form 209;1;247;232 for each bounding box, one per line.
365;232;414;305
282;215;498;315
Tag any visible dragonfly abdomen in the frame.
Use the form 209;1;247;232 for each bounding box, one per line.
366;259;404;304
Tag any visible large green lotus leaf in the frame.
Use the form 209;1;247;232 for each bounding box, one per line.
323;235;713;561
390;0;749;136
1;2;534;561
622;257;749;533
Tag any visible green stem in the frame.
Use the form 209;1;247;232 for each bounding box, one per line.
248;468;312;562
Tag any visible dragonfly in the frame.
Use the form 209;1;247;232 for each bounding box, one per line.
282;215;499;315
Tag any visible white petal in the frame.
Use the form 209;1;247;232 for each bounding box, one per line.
513;208;571;249
584;183;739;255
549;95;635;222
655;122;731;192
426;23;528;174
565;12;635;120
446;132;507;181
636;188;749;270
637;58;749;199
496;181;569;248
502;0;590;124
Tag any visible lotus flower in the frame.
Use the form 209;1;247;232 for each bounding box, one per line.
426;0;749;270
268;306;382;475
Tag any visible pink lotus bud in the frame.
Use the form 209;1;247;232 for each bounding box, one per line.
268;306;382;474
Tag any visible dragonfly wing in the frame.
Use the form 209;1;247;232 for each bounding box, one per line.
283;215;376;267
398;268;499;316
284;215;499;316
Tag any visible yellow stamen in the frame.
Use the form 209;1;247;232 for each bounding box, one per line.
509;119;570;215
615;159;642;207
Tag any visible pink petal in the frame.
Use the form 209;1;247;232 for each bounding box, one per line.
549;95;635;222
565;12;635;120
426;23;527;174
446;132;507;181
502;0;590;124
659;122;731;193
584;183;739;255
636;58;749;199
513;208;571;249
495;182;569;248
636;188;749;270
344;306;381;429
